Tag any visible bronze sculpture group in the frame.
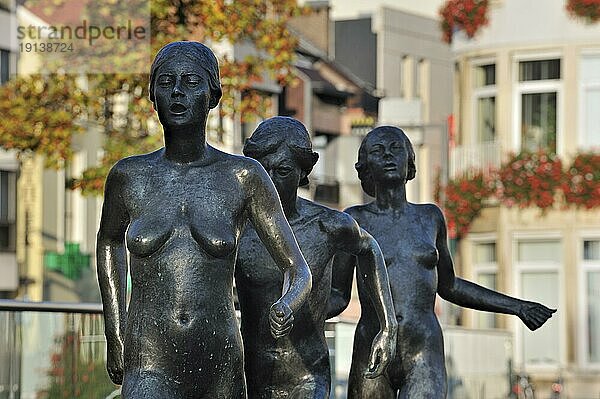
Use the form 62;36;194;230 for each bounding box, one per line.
97;41;556;398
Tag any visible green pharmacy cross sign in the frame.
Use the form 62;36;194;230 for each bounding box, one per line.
44;242;91;280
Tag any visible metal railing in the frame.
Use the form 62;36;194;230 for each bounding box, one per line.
0;300;118;399
0;300;517;399
450;140;502;178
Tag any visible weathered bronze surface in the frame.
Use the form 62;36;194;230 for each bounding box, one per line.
96;42;312;398
237;116;397;398
328;126;556;398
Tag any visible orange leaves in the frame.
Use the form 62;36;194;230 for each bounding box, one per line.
152;0;303;116
0;74;86;168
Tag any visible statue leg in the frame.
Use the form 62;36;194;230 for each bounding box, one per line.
347;328;396;399
397;350;447;399
210;350;247;399
289;374;330;399
121;370;180;399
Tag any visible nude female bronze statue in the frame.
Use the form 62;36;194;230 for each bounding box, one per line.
328;126;556;398
236;116;397;398
96;42;312;399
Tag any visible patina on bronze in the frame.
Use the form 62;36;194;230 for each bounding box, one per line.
328;126;556;398
96;42;312;398
236;116;397;398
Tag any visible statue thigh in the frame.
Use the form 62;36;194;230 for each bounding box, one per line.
289;374;330;399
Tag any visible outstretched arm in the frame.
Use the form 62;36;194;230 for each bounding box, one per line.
334;215;397;378
96;164;130;384
244;161;312;338
434;206;555;331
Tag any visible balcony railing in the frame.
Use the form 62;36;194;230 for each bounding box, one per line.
0;301;512;399
450;141;502;179
0;300;118;399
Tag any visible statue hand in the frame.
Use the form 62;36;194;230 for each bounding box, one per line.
106;341;124;385
364;329;396;379
269;300;294;339
517;300;556;331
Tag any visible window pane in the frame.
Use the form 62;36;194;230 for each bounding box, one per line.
0;225;9;250
0;50;8;84
0;172;7;222
474;242;496;263
589;272;600;362
477;96;496;142
584;240;600;261
521;92;557;153
583;88;600;148
518;240;560;262
414;60;422;99
519;59;560;81
522;272;560;365
581;55;600;81
475;64;496;87
477;273;497;328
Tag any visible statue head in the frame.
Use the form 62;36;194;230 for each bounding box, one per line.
355;126;416;197
149;41;222;110
244;117;319;202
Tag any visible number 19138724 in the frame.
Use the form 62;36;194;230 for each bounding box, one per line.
20;42;74;52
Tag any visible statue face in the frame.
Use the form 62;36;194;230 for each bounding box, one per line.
152;57;211;128
255;145;303;205
365;130;409;184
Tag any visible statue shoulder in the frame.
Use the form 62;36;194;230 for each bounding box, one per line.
300;199;355;231
343;203;370;221
414;202;446;226
109;149;162;179
229;154;271;186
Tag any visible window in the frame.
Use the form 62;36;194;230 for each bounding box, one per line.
474;241;498;328
582;239;600;365
473;63;496;143
516;59;561;153
0;50;9;85
0;171;16;252
519;59;560;81
401;56;413;98
516;238;562;367
475;64;496;86
579;55;600;149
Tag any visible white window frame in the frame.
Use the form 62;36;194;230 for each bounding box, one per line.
577;231;600;369
578;49;600;151
512;52;563;156
471;58;497;145
512;231;565;371
470;233;499;329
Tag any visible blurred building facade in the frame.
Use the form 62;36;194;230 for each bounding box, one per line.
451;0;600;395
14;5;104;303
334;6;453;205
0;0;19;298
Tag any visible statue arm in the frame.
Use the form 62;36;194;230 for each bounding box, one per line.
96;163;130;384
244;161;312;338
333;216;397;378
434;205;555;330
327;250;355;319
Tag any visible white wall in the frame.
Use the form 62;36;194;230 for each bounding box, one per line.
327;0;445;20
453;0;600;53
